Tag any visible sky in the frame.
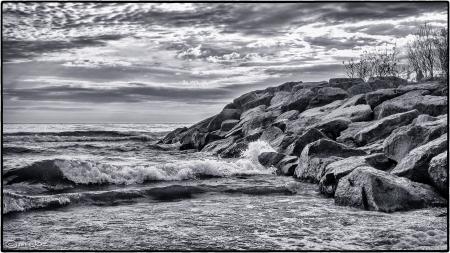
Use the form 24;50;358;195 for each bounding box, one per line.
2;2;448;123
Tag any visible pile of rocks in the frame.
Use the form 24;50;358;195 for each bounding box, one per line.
160;77;448;212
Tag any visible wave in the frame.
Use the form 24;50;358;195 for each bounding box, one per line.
3;191;71;214
3;182;298;214
4;141;276;186
4;130;136;137
3;131;158;143
3;146;40;154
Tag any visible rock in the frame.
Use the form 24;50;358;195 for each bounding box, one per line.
242;93;273;111
276;156;299;176
336;121;373;146
374;90;447;119
220;140;248;158
396;81;444;93
383;115;447;162
220;119;239;132
353;110;420;146
348;82;373;95
260;126;284;148
365;89;400;108
241;110;280;136
311;117;351;140
233;92;258;107
273;110;299;125
294;139;367;183
319;156;368;197
334;166;446;212
368;76;407;88
329;78;364;90
285;88;315;112
159;127;187;144
285;100;345;135
207;109;241;131
339;94;366;108
428;151;448;197
323;104;373;122
258;152;285;167
269;91;291;110
309;87;348;107
293;81;328;91
319;153;395;197
202;136;237;154
364;153;396;171
285;128;328;156
391;134;447;184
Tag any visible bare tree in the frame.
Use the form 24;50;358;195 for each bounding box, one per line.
412;23;438;78
433;27;449;79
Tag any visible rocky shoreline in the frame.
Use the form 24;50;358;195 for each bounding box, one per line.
160;77;448;213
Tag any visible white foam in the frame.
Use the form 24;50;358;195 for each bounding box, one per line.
55;140;276;185
3;191;71;214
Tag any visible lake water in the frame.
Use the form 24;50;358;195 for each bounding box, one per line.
2;123;447;250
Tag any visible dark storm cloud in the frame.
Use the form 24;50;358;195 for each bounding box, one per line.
321;2;447;24
3;34;128;61
3;84;237;104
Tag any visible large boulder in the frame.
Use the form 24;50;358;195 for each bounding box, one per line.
219;140;249;158
275;156;299;176
309;87;348;107
285;100;345;135
334;166;446;212
329;78;364;90
201;136;237;154
319;156;368;197
242;93;273;111
294;139;367;183
258;152;285;167
391;134;447;184
285;128;328;156
352;110;420;146
319;153;396;197
159;127;187;144
383;115;447;162
220;119;240;132
322;104;373;122
348;82;373;96
233;92;258;108
260;126;284;148
339;94;366;108
365;89;400;108
207;109;241;131
374;90;447;119
368;76;407;88
310;117;351;140
428;151;448;197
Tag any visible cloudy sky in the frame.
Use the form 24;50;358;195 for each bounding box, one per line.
3;2;447;123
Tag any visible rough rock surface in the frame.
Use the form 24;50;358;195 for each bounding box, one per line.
391;134;447;183
374;90;447;119
294;139;367;183
383;115;447;162
258;152;285;167
334;167;447;212
428;151;448;196
160;77;448;212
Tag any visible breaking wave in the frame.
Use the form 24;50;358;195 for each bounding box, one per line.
4;141;276;186
3;182;297;214
3;131;158;143
3;146;40;155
